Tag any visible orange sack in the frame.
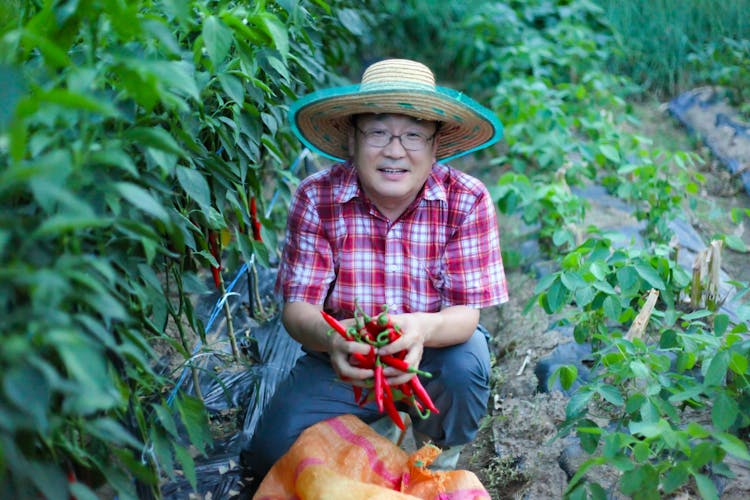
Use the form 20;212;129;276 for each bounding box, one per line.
253;414;490;499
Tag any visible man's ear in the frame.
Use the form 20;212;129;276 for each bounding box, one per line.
347;116;357;158
347;127;356;157
431;133;440;161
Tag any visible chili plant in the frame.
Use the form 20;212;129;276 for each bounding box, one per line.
0;0;368;497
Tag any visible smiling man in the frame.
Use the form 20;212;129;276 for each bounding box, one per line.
243;59;509;483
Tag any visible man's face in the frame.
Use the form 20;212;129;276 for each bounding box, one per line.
348;114;439;218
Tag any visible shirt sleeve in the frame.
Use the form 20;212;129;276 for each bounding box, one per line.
441;184;508;308
275;184;335;305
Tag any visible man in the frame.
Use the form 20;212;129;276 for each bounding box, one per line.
244;58;508;481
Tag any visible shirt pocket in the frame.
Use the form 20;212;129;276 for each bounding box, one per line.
405;257;443;312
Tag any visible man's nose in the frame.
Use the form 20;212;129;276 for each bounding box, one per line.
382;134;407;156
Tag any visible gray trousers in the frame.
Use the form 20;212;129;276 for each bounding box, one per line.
244;326;491;478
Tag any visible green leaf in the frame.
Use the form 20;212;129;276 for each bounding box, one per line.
26;460;69;500
115;182;170;223
629;360;650;379
174;444;197;491
0;64;25;131
574;285;596;307
693;472;719;500
633;262;665;289
616;266;640;294
175;394;212;455
218;73;245;105
589;260;608;281
716;432;750;461
41;88;120;117
125;126;186;159
662;464;689;494
3;364;50;431
598;384;624;406
713;314;729;336
668;384;703;404
711;392;738;431
203;15;233;67
53;331;120;414
177;166;211;211
592;280;617;295
729;351;748;375
567;390;594;418
534;272;558;294
724;234;748;253
89;148;138;176
152;403;179;438
629;419;670;438
69;482;101;500
704;350;729;386
561;271;587;291
599;144;620;163
21;29;71;69
602;295;621;321
84;418;142;449
620;464;659;496
255;12;289;59
34;215;112;236
681;309;712;321
545;278;569;312
576;419;601;453
338;8;366;36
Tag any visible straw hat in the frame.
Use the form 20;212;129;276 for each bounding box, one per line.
289;59;503;162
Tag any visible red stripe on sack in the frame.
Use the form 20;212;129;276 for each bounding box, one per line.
326;417;402;487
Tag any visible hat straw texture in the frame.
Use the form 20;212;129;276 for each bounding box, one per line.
289;59;503;162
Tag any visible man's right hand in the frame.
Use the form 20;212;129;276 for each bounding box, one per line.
327;329;374;385
281;301;374;384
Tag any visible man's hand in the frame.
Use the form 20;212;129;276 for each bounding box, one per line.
327;325;374;385
374;312;427;386
374;306;480;385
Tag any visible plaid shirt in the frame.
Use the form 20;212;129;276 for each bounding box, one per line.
276;161;508;319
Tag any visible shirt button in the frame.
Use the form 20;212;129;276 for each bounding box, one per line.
388;265;398;272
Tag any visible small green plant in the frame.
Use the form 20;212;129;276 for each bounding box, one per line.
492;171;589;256
532;236;750;498
562;311;750;499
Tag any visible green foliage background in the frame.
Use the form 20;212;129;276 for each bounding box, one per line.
1;0;749;498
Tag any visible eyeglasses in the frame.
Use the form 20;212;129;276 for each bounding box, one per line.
356;127;436;151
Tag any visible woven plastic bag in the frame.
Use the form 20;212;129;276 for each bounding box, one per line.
253;413;490;499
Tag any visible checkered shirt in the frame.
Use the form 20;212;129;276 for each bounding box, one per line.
276;161;508;319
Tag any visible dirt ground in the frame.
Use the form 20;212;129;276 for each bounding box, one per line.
455;99;750;499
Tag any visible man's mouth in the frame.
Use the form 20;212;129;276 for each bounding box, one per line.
379;168;407;174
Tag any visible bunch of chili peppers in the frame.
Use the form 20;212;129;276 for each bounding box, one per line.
320;307;439;431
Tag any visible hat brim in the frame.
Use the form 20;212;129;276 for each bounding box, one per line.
289;84;504;162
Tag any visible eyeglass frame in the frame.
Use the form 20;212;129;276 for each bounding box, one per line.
353;123;440;152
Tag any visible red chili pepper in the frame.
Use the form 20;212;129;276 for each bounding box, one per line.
352;385;362;405
350;348;376;368
380;355;432;378
382;384;405;431
409;376;439;414
320;310;350;340
250;196;263;242
374;361;384;413
208;230;221;289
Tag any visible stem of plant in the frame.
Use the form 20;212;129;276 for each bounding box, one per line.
220;271;241;362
